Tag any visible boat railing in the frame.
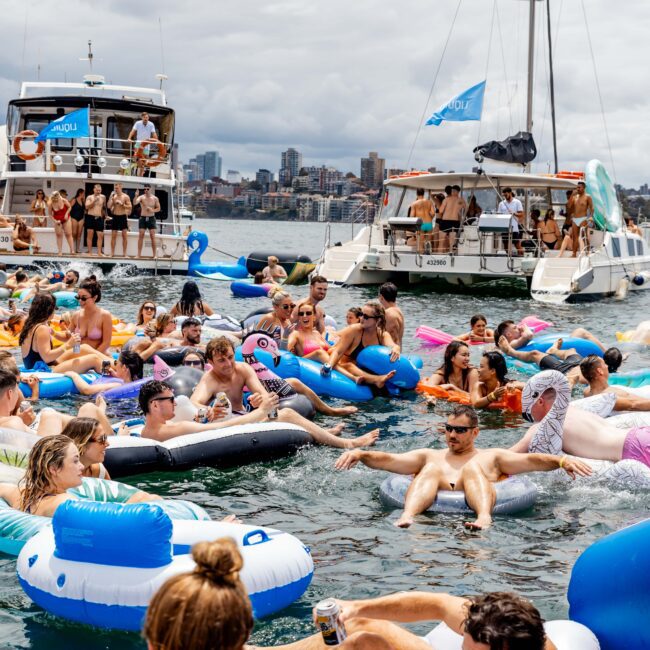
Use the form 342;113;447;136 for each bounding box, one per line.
6;134;172;180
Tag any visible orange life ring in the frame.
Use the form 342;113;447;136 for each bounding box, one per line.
13;130;45;161
134;139;167;168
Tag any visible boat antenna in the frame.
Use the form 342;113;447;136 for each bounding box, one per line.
158;18;166;74
405;0;463;169
79;40;94;73
580;0;617;183
546;0;559;173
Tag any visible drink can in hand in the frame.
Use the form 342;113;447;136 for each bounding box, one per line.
19;400;31;413
196;407;209;424
315;599;346;646
320;363;332;377
213;392;232;419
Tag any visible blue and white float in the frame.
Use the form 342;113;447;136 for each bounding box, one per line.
379;474;537;516
19;370;99;399
186;231;249;278
568;517;650;650
231;281;272;298
16;499;313;630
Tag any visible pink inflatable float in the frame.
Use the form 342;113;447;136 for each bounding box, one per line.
415;315;553;347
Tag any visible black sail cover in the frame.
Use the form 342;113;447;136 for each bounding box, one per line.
473;131;537;165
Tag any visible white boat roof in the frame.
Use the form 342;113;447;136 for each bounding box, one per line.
19;81;167;107
385;171;579;191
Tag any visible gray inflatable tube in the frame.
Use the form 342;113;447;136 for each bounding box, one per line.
379;474;537;515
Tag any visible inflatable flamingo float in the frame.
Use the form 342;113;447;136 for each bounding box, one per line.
240;332;315;418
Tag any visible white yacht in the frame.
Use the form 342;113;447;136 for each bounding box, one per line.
0;74;190;274
315;164;650;302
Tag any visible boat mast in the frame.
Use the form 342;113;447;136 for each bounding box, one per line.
546;0;559;173
525;0;535;172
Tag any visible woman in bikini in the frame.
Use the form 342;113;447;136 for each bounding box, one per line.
327;301;399;388
287;304;331;360
69;188;86;253
48;190;74;256
538;208;562;251
20;293;111;373
425;340;478;398
30;189;48;227
471;350;523;408
455;314;494;343
69;277;114;354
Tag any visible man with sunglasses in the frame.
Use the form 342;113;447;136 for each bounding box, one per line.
336;404;590;530
139;379;279;442
292;275;329;334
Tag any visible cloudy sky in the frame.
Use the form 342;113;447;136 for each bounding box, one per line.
1;0;649;186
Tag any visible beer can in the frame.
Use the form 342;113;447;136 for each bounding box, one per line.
315;599;346;646
268;405;279;419
196;407;209;424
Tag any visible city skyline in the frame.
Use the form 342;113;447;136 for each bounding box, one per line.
4;2;649;184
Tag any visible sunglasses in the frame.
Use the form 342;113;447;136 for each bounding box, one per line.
76;294;90;302
279;303;296;310
183;360;203;367
361;313;376;320
152;395;175;404
298;311;314;317
90;434;108;444
444;424;473;434
143;305;155;311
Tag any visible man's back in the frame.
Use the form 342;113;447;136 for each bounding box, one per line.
410;198;434;220
385;306;404;347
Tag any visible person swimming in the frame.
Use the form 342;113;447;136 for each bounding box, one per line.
455;313;495;344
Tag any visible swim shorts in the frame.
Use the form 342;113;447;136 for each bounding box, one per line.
420;222;434;232
622;426;650;468
85;214;104;232
439;219;459;233
111;214;128;231
138;215;157;230
538;353;582;375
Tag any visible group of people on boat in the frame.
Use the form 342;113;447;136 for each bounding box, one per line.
1;181;161;258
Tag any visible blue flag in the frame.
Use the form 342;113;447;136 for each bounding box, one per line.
35;107;89;142
425;81;486;126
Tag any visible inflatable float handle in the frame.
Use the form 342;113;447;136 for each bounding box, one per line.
242;529;271;546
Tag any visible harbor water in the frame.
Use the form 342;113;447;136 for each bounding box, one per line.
1;218;649;648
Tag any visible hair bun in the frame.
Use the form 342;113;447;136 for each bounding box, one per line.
192;538;243;586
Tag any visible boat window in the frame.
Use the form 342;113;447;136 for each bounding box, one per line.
381;186;406;220
106;117;133;154
610;237;621;258
627;239;636;256
637;240;643;255
24;115;73;151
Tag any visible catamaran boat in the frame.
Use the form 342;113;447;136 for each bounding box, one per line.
315;161;650;302
0;73;191;274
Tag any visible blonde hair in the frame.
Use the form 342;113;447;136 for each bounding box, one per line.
268;255;279;265
19;436;75;514
144;537;253;650
50;191;61;202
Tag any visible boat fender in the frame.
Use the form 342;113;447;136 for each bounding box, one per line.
614;277;629;300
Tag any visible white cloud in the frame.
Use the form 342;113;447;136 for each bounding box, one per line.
1;0;649;184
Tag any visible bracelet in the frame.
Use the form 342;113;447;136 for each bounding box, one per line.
559;455;567;469
487;392;495;403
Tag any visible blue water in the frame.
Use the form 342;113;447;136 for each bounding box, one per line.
1;218;649;648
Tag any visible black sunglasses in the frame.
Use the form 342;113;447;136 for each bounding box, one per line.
279;304;295;310
183;360;203;367
76;294;90;302
143;305;155;311
152;395;175;404
444;423;473;434
298;310;314;316
90;434;108;444
361;313;376;320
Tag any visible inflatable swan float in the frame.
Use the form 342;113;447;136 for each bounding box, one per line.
521;370;650;487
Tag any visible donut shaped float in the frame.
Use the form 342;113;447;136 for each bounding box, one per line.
379;473;537;516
